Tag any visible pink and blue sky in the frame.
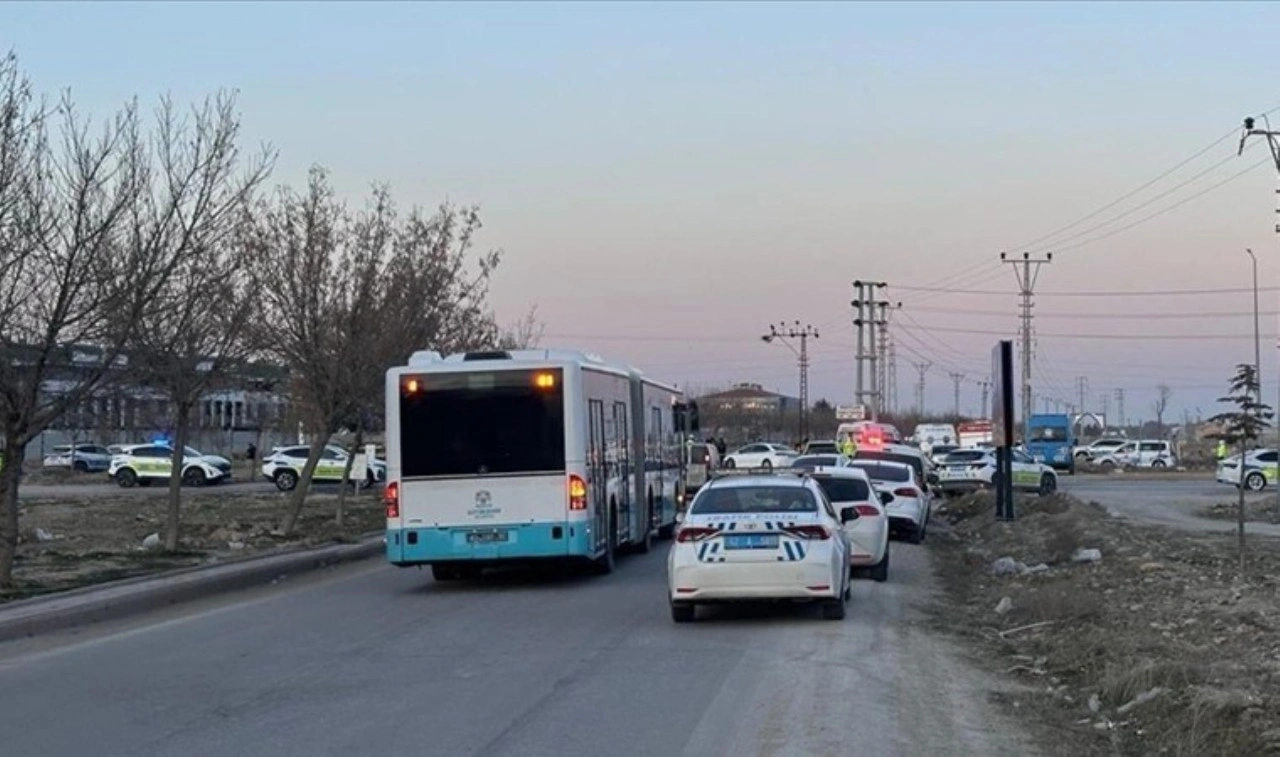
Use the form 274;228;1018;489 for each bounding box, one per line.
5;1;1278;421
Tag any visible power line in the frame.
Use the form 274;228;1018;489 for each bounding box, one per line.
1050;156;1271;254
911;324;1278;341
901;305;1280;320
889;284;1280;297
1013;125;1241;251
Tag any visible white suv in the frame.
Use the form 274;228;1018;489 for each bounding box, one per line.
1095;440;1176;469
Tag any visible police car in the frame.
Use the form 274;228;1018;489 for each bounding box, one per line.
260;444;387;492
667;471;852;623
1217;449;1278;491
108;443;231;488
935;447;1057;496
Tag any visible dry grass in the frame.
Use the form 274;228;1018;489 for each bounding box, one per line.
930;491;1280;756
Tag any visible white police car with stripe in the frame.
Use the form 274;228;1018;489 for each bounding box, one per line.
667;472;852;622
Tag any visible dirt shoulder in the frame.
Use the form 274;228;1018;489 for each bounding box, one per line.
6;487;383;603
928;491;1280;756
1198;499;1280;524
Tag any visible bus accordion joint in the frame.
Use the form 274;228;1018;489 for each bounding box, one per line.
568;474;587;510
384;481;400;518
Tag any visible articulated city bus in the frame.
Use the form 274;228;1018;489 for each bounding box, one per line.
383;349;697;580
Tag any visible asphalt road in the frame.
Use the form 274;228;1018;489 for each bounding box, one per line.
1060;474;1280;536
0;544;1036;757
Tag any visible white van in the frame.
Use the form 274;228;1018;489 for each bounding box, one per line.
913;424;958;456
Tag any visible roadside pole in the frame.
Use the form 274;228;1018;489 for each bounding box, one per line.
992;340;1016;520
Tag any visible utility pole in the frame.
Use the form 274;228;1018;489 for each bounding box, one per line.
762;321;819;440
874;300;900;420
1043;397;1052;413
1115;388;1126;431
913;361;931;415
887;341;899;414
949;372;965;417
852;281;887;416
1239;115;1280;515
979;379;991;418
1076;376;1089;416
1002;251;1052;440
1101;392;1111;426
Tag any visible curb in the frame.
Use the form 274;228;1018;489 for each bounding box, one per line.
0;535;385;643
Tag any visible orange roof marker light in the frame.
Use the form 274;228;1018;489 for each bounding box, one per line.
534;372;556;389
404;378;420;394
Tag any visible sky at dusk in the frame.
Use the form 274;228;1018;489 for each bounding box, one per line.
5;1;1279;423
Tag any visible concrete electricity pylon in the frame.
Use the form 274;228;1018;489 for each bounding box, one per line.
1002;251;1052;440
913;361;932;415
763;321;819;440
949;372;965;417
979;379;991;418
873;300;901;419
1115;388;1126;430
852;281;887;416
1076;376;1089;415
887;341;899;414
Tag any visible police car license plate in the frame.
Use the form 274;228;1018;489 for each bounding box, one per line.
466;530;508;544
724;534;779;550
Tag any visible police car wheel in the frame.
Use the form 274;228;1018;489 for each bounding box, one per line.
116;469;137;488
1246;472;1267;491
671;602;695;623
73;460;88;473
274;470;299;492
182;468;206;487
1039;474;1056;496
1151;460;1167;469
760;459;772;471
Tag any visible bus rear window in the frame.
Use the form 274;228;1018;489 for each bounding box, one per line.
399;369;566;477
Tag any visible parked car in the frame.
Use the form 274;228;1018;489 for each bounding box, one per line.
1095;440;1176;469
42;444;113;472
667;472;852;622
1216;448;1278;491
806;466;889;582
1073;437;1127;462
721;443;798;471
108;444;230;488
261;444;387;492
934;447;1058;496
847;459;933;544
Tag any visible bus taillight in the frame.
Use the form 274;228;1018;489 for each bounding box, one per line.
384;481;400;519
568;474;587;510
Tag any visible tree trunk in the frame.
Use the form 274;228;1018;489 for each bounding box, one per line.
335;423;365;528
0;434;28;588
1238;440;1248;576
279;432;329;536
164;402;193;552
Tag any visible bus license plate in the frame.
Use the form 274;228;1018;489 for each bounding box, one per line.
724;534;779;550
467;530;508;544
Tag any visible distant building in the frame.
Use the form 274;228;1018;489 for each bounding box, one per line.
696;383;802;443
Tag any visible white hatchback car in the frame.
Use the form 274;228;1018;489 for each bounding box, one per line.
667;473;852;622
807;466;889;582
848;459;931;544
935;448;1058;496
721;443;798;471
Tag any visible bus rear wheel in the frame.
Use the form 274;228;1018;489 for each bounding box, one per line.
593;502;617;575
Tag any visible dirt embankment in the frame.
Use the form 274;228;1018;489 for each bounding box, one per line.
6;490;383;603
931;491;1280;756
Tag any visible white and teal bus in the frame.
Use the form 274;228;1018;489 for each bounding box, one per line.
384;349;699;580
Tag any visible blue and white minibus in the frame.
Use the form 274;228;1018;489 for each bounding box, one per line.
384;349;699;580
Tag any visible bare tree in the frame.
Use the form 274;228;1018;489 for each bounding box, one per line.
247;173;503;535
1153;384;1172;439
0;56;266;585
497;307;545;350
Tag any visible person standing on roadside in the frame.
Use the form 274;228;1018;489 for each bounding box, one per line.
1215;439;1228;460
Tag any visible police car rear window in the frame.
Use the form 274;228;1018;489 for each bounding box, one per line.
852;451;922;478
791;455;839;468
692;486;818;514
849;462;911;482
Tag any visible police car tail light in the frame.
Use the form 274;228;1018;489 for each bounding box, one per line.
783;524;830;540
894;486;921;498
676;526;716;543
568;474;588;511
853;504;880;517
383;481;400;519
